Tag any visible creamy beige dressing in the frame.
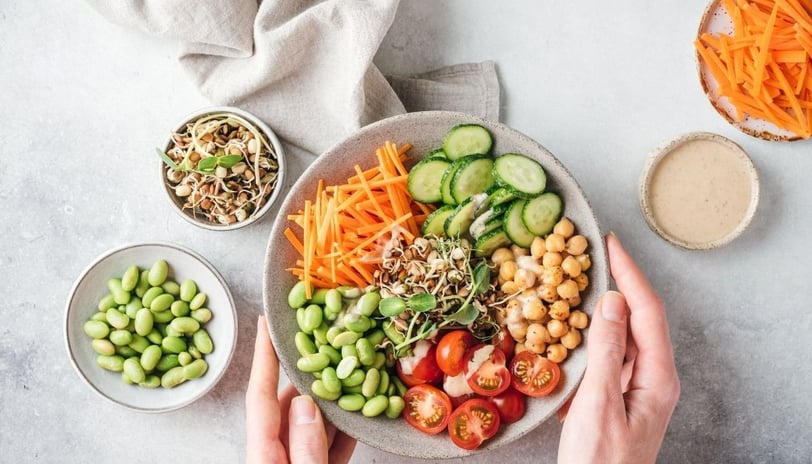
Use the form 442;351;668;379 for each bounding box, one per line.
647;139;753;245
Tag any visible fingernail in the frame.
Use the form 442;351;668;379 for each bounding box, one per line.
601;291;626;322
292;395;318;424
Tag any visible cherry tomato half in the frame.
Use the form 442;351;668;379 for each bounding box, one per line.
403;384;452;435
397;340;443;387
436;330;475;376
509;351;561;397
491;325;515;361
447;398;501;450
489;387;526;424
463;344;510;397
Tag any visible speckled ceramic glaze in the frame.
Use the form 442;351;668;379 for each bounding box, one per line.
160;106;287;230
263;111;609;459
639;132;759;250
65;242;238;412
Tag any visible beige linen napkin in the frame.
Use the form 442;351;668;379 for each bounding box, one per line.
85;0;500;170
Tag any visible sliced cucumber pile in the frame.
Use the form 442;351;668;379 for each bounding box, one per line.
406;123;563;257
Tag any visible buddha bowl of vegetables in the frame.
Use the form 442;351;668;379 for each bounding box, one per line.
263;111;609;458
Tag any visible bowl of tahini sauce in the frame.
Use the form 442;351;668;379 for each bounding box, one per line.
639;132;759;250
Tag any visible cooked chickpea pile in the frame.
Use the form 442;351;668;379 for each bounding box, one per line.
491;217;590;363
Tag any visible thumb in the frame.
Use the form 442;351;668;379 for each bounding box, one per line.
288;395;329;464
582;291;628;400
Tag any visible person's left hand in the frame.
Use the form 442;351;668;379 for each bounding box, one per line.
246;315;356;464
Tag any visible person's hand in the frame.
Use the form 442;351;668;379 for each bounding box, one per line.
246;315;356;464
558;233;680;464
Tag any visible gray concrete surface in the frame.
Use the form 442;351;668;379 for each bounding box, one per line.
2;1;810;463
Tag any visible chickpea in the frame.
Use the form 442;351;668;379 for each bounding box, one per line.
526;323;550;344
526;341;547;354
547;319;569;338
537;284;558;303
568;310;589;329
545;234;566;253
565;235;588;255
567;294;582;308
521;295;546;321
546;343;568;363
561;329;582;349
574;273;589;291
557;279;579;300
561;255;582;278
511;244;529;257
508;321;528;341
575;254;591;272
542;251;563;268
514;342;528;356
553;217;575;238
505;299;523;322
516;255;543;275
499;260;517;281
501;280;520;294
514;268;536;289
491;247;514;266
541;265;564;286
530;236;547;259
549;300;571;321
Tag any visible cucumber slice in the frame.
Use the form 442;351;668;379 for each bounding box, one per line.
407;156;452;204
493;153;547;199
444;193;487;237
450;155;495;204
421;205;455;236
428;148;447;159
522;192;563;236
474;228;512;258
504;199;536;248
470;207;505;240
440;161;463;205
442;124;493;160
476;187;516;215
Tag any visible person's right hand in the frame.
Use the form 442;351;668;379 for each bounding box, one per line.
558;233;680;464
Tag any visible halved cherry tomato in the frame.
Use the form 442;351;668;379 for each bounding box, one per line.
509;351;561;397
436;330;475;376
403;384;452;435
463;344;510;397
489;387;526;424
397;340;443;387
491;325;515;361
447;398;501;450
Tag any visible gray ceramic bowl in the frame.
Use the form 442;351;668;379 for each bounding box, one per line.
263;111;609;458
160;106;286;231
65;242;237;412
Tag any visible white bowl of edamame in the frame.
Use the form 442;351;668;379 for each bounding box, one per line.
65;242;237;412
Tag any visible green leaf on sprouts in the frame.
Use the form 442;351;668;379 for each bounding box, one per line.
446;303;479;325
379;297;407;317
217;154;243;168
155;148;179;170
407;293;436;313
472;262;491;296
197;157;218;172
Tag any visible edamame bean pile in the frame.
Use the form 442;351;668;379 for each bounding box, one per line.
288;282;406;419
82;259;215;388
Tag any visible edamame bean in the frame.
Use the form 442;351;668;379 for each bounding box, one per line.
121;372;134;385
311;379;340;401
182;359;208;379
135;270;150;298
140;345;162;372
362;368;381;398
161;280;180;296
141;287;163;309
150;294;174;313
161;336;187;354
301;304;323;333
139;375;161;388
134;308;154;336
392;377;408;397
190;308;212;323
188;346;202;360
83;320;110;339
148;259;169;287
356;338;376;367
385;396;405;419
356;291;381;317
366;329;385;346
336;356;359;380
372;352;386;370
361;395;389;417
189;292;207;310
343;313;371;333
90;312;108;322
97;294;117;312
96;355;124;372
125;297;142;319
336;286;361;299
376;370;390;396
337;394;365;412
161;366;186;388
193;329;213;354
165;326;182;338
297;353;330;373
146;328;162;345
321;367;342;394
310;288;329;305
105;308;129;330
170;317;200;334
155;354;179;372
343;384;363;395
295;332;317;356
179;279;197;302
325;289;342;314
379;297;407;317
121;265;140;292
152;309;174;323
109;329;133;346
312;323;329;345
325;326;342;345
318;345;341;365
331;331;360;348
123;357;146;383
171;300;190;317
178;351;193;366
116;345;138;358
341;344;358;360
91;339;116;356
128;334;150;353
107;278;131;305
287;281;311;309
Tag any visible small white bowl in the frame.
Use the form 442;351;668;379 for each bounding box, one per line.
160;106;287;231
65;242;237;412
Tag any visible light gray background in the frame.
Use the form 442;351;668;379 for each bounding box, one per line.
1;1;810;463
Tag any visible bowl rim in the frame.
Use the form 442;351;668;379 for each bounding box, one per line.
159;105;287;231
638;131;760;250
64;241;238;413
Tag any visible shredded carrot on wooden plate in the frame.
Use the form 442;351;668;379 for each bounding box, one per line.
284;142;434;297
695;0;812;139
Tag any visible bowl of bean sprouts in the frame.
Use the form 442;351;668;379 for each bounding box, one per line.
158;106;286;230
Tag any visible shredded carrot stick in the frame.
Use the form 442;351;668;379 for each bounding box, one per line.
697;0;812;138
285;142;434;289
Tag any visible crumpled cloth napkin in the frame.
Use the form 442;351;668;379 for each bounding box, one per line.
85;0;499;169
